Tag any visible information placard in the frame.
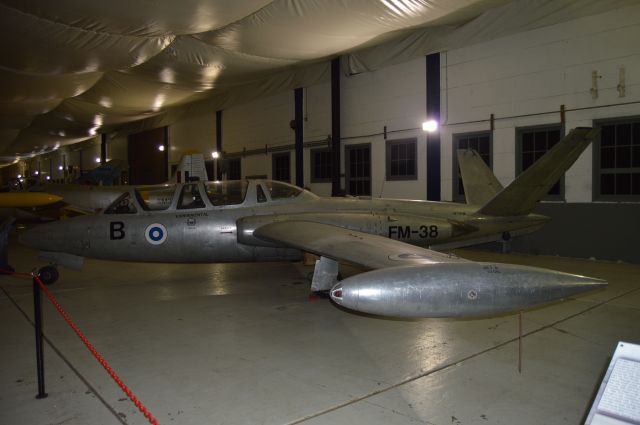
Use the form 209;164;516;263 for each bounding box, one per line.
585;342;640;425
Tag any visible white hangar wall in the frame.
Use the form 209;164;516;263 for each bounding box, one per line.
440;3;640;203
303;82;332;196
441;4;640;262
165;57;427;199
14;3;640;200
224;90;296;180
164;3;640;205
168;111;217;165
340;58;427;200
20;133;129;183
33;4;635;197
22;136;103;183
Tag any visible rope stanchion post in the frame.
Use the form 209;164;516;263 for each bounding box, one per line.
518;310;523;374
6;266;159;424
32;275;160;425
32;275;48;399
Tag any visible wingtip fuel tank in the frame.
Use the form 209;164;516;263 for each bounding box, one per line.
0;192;62;208
330;262;607;318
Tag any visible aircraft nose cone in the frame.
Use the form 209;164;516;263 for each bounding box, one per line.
330;284;343;305
561;273;607;293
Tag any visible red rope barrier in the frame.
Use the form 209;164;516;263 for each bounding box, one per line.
6;270;160;425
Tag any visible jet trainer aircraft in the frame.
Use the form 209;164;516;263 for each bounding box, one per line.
19;128;606;318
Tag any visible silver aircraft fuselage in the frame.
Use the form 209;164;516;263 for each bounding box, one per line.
19;128;606;319
20;180;548;265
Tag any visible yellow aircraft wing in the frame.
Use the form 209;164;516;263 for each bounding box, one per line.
0;192;63;208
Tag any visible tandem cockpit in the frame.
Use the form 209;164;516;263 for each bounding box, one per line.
103;179;318;214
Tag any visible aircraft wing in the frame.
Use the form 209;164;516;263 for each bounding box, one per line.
60;204;96;216
253;220;468;269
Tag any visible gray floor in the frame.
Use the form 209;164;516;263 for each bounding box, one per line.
1;236;639;425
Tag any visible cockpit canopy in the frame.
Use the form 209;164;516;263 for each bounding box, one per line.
205;181;248;206
104;179;315;214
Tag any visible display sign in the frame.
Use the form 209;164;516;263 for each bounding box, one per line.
585;341;640;425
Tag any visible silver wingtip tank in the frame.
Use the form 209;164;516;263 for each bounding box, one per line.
329;262;607;318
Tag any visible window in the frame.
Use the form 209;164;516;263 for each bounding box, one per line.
105;192;138;214
386;138;417;180
272;152;290;182
177;183;205;209
134;186;174;211
345;144;371;196
594;117;640;200
311;148;332;182
257;184;267;203
263;181;303;200
452;132;491;201
226;158;241;180
517;125;564;199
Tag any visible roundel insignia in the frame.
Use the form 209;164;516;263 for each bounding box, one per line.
145;223;167;245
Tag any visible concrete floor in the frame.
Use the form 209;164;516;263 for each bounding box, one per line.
1;235;639;425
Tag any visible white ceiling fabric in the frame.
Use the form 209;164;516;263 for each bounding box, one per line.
0;0;637;161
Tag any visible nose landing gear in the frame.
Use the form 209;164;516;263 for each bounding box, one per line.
502;231;511;254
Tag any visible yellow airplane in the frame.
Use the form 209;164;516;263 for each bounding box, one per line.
0;192;62;208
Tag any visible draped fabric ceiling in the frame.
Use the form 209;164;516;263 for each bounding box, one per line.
0;0;635;163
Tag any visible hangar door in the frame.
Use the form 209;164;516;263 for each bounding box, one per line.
128;127;168;185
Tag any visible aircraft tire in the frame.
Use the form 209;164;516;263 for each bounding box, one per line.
37;266;59;285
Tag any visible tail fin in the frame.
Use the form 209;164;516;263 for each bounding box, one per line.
170;153;209;183
479;127;598;216
457;149;503;205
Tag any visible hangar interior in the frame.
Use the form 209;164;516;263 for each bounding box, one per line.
1;1;640;425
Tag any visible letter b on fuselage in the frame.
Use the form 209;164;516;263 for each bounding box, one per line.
110;221;125;240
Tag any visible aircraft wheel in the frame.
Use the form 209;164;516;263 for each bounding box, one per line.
37;266;59;285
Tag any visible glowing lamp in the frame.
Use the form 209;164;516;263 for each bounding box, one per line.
422;120;438;133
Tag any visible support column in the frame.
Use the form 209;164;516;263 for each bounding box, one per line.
216;110;223;180
331;57;341;196
294;88;304;188
100;133;107;163
162;126;169;182
426;53;441;201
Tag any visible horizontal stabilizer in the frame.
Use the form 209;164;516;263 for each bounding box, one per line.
479;127;598;216
457;149;503;205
